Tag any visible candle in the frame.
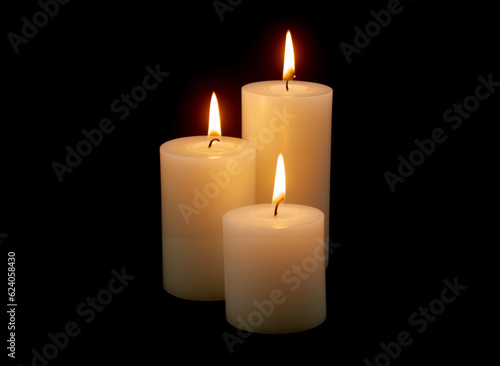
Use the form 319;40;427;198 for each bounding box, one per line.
160;92;256;301
242;30;333;259
223;155;326;333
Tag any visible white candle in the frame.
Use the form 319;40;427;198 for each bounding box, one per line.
242;31;333;255
223;155;326;333
160;93;256;301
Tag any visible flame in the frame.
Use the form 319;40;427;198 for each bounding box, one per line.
208;92;221;137
272;154;286;203
282;30;295;80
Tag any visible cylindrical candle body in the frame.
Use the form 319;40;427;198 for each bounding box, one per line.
223;203;326;334
242;81;332;248
160;136;255;301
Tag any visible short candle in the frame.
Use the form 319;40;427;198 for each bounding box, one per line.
223;155;326;333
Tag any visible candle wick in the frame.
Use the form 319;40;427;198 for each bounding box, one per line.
208;138;220;148
285;75;296;91
274;198;285;216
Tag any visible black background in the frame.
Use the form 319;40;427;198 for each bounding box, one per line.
2;0;497;364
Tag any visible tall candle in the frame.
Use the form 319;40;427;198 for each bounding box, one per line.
160;93;256;301
242;31;333;257
223;155;326;333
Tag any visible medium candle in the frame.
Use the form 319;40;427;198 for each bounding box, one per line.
223;155;326;333
242;31;333;256
160;93;256;301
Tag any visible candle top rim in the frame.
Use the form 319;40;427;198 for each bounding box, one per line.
223;203;324;230
160;136;252;158
242;80;332;98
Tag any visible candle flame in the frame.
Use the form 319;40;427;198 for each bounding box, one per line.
272;154;286;203
282;30;295;80
208;92;221;137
